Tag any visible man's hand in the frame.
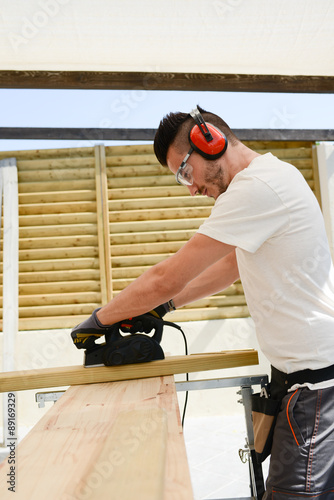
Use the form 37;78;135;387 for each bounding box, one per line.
119;302;173;335
71;301;175;350
71;308;117;349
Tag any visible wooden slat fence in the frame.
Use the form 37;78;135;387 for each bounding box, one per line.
0;141;319;330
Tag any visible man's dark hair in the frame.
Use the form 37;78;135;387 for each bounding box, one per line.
153;105;239;166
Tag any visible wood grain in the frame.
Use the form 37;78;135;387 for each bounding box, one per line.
0;376;193;500
0;70;333;93
83;408;168;500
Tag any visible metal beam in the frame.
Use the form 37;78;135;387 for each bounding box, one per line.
0;127;333;142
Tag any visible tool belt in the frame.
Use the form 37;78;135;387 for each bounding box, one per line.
251;362;334;464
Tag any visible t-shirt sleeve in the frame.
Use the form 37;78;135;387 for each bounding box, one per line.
197;175;289;253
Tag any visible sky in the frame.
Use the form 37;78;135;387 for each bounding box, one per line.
0;88;333;152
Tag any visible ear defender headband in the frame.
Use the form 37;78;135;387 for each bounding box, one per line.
189;107;228;160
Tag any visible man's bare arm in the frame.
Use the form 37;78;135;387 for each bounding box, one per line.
173;249;239;308
97;233;235;325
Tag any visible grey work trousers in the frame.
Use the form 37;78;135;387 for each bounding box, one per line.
263;386;334;499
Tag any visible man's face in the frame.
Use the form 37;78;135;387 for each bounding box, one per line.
167;145;229;200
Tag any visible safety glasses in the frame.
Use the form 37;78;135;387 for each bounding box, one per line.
175;147;194;186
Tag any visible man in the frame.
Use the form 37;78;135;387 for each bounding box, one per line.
72;106;334;498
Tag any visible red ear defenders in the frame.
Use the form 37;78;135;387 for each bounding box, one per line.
189;107;228;160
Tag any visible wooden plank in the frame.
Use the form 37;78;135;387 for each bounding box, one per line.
18;234;98;249
17;157;96;170
109;218;206;234
18;189;96;204
108;186;188;199
18;179;95;193
19;201;97;215
16;269;100;283
18;223;97;238
17;291;101;307
111;248;183;263
83;408;168;500
16;246;99;261
109;230;196;245
107;175;176;188
19;213;98;227
108;195;214;211
18;167;95;182
18;257;100;273
0;70;333;93
106;154;161;167
12;303;98;318
17;315;92;330
16;280;101;295
110;240;186;256
254;147;312;158
0;376;193;500
106;144;155;156
0;350;258;393
95;146;113;304
108;207;212;222
244;140;314;150
0;146;95;160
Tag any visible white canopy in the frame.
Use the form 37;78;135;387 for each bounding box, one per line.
0;0;333;76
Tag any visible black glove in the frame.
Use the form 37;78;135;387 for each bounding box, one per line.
71;308;117;349
119;301;176;335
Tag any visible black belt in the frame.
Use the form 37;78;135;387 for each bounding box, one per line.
271;363;334;400
274;363;334;387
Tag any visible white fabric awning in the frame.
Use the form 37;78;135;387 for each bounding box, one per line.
0;0;333;76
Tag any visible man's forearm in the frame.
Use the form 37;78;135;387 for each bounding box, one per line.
96;258;182;325
173;250;239;308
95;234;235;325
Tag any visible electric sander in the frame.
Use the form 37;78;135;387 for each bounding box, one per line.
71;310;179;368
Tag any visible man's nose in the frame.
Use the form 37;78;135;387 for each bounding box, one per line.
187;184;198;196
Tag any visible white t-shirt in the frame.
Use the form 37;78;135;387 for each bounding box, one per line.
198;153;334;379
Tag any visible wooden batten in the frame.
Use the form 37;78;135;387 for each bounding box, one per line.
19;200;97;215
110;230;196;246
18;235;98;249
19;212;97;227
0;146;96;160
17;280;101;295
17;291;101;307
0;349;258;393
108;185;188;199
109;206;212;222
95;145;113;304
19;189;96;204
17;246;99;260
109;194;213;210
17;156;96;170
16;303;99;318
18;257;100;273
18;223;97;238
109;218;207;234
18;179;96;193
18;167;95;182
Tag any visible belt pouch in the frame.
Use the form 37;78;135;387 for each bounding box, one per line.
251;389;281;464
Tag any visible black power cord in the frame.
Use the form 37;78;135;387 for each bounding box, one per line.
163;321;189;427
